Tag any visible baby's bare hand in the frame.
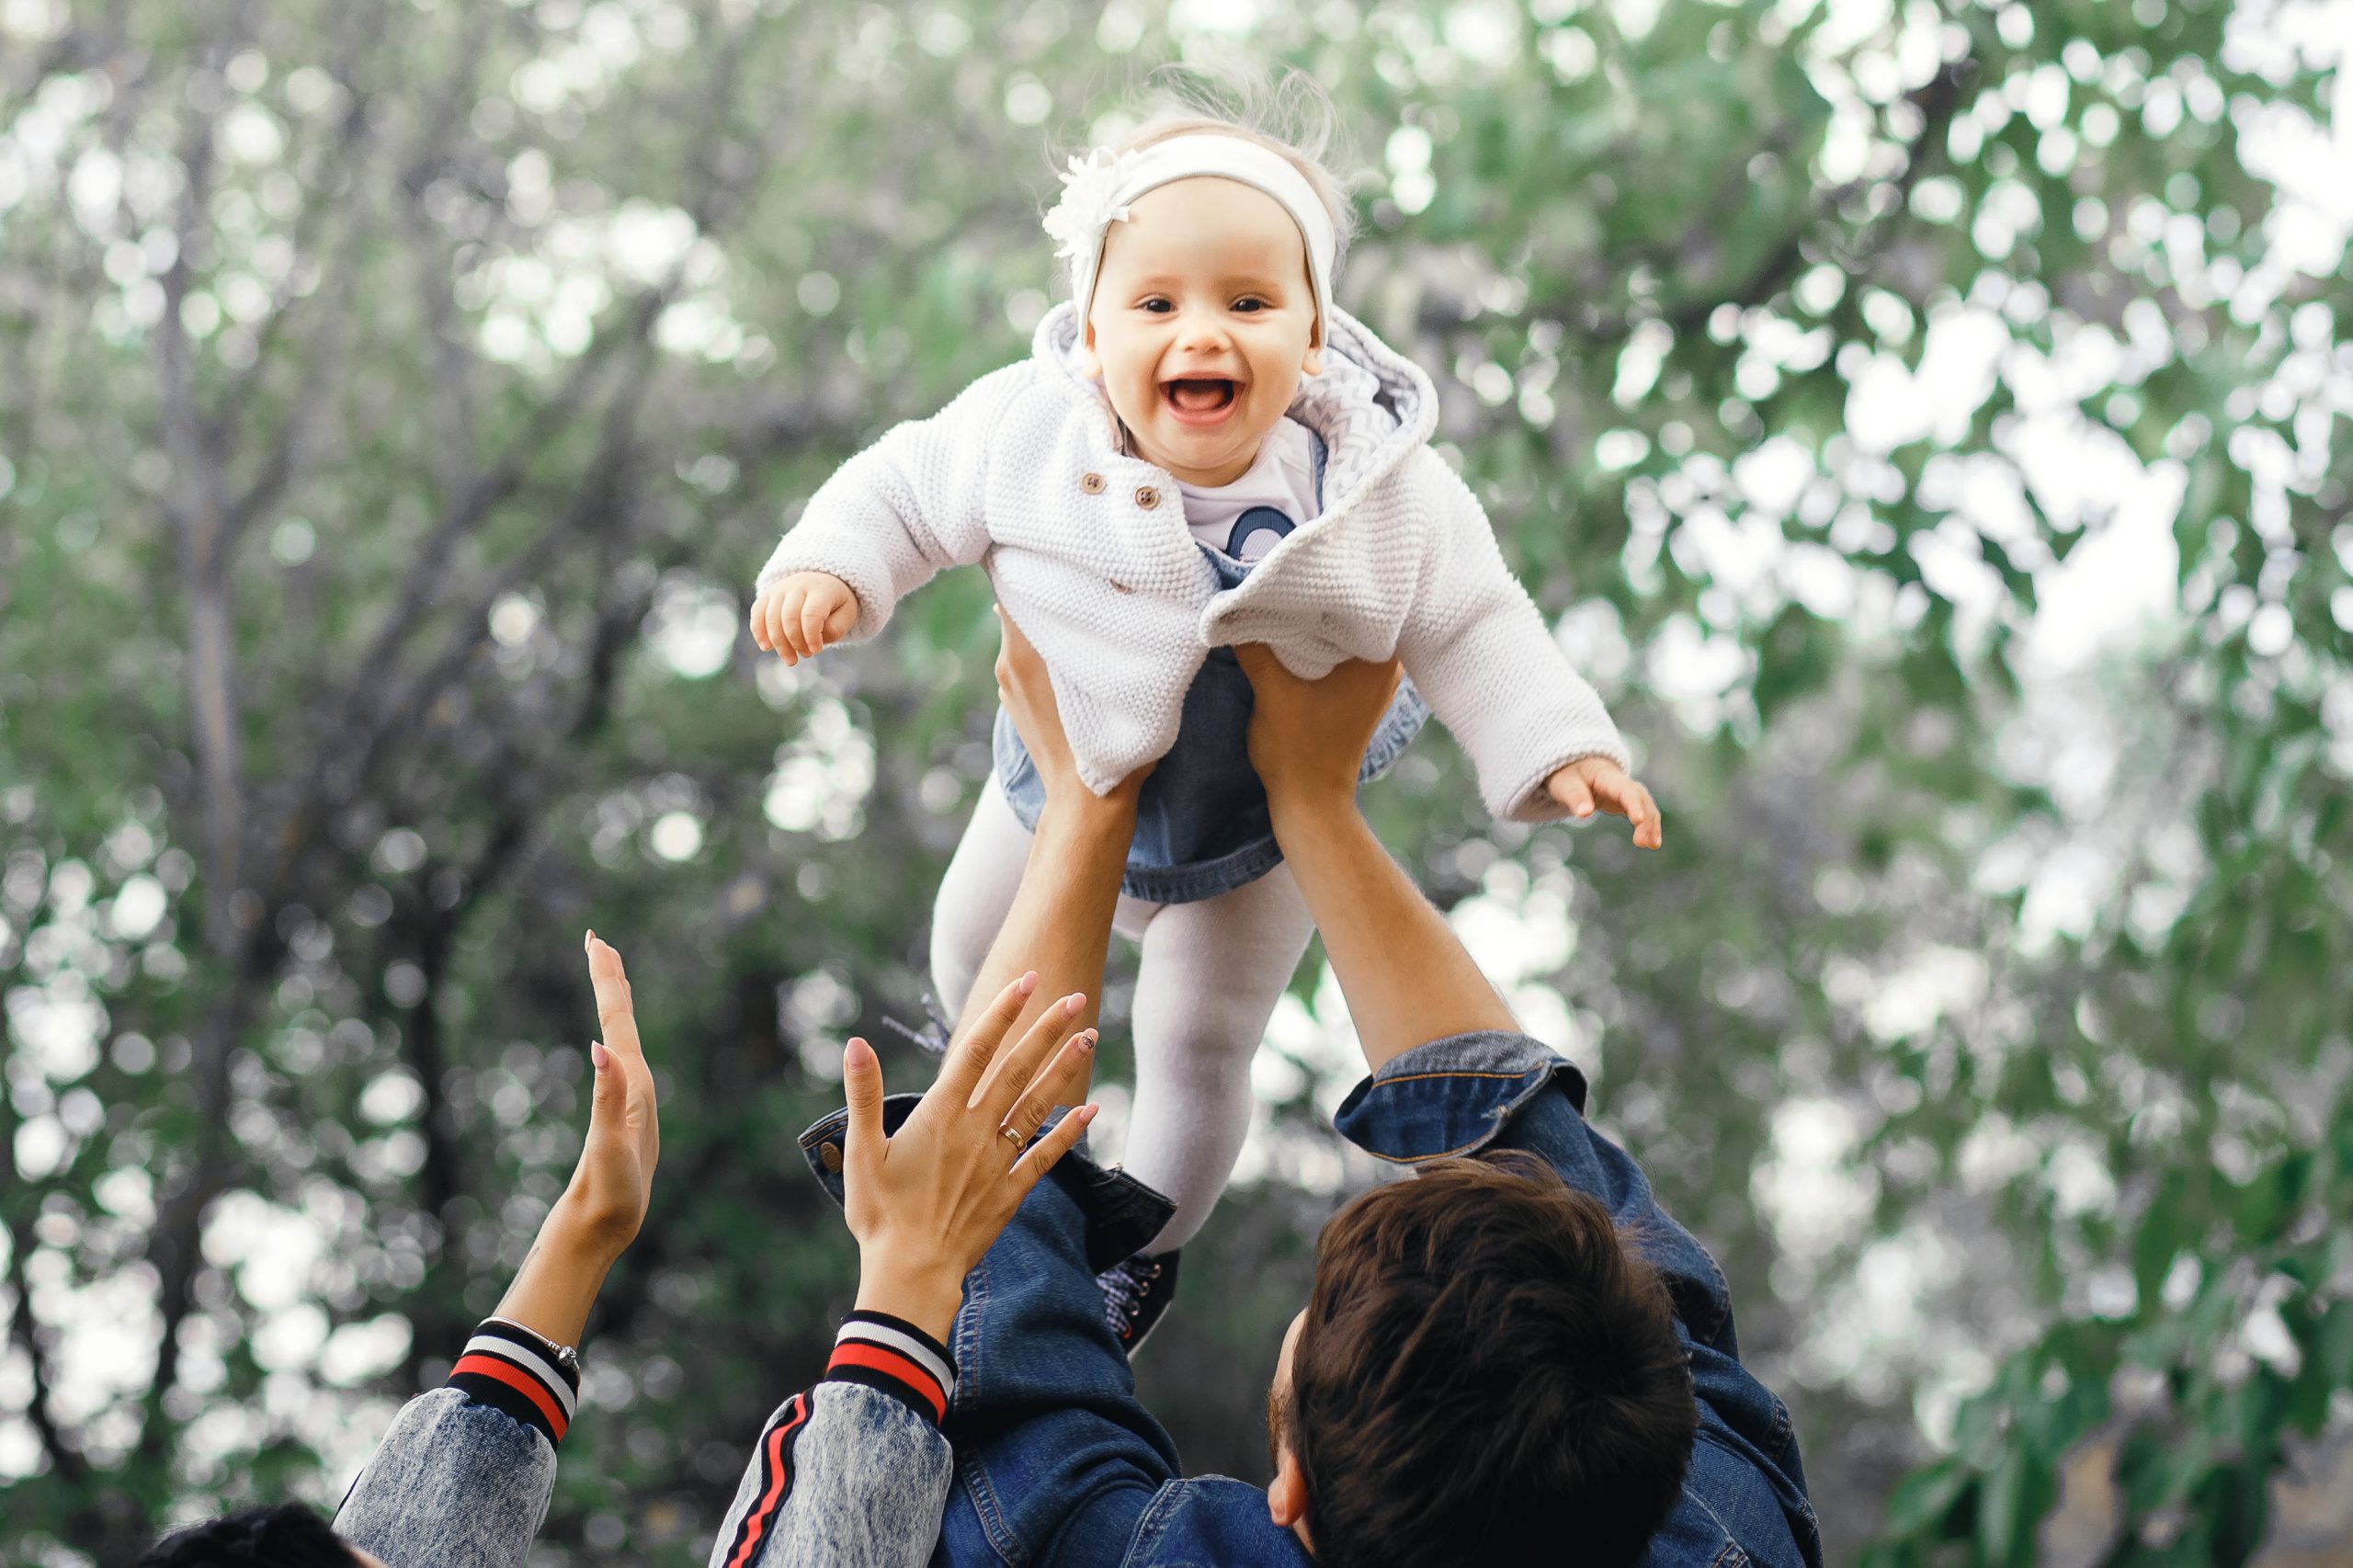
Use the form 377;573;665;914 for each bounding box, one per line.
752;572;858;665
1546;757;1664;849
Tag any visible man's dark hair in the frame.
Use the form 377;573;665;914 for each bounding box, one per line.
1279;1153;1697;1568
137;1503;355;1567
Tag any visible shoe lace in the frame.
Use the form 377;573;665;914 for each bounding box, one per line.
1102;1257;1161;1337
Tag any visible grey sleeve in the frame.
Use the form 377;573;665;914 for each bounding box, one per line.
334;1389;554;1568
708;1382;953;1568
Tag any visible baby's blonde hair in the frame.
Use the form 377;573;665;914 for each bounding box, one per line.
1068;62;1362;299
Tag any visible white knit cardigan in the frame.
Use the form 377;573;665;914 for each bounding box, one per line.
756;302;1627;821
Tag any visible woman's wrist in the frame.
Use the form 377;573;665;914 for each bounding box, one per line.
544;1191;637;1270
853;1251;968;1344
491;1208;621;1352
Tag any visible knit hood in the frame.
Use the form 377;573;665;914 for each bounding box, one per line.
1029;301;1440;527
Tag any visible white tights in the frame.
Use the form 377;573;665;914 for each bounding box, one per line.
930;775;1314;1256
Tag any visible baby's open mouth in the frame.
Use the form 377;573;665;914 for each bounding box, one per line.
1161;378;1237;415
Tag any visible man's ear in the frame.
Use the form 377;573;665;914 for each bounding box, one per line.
1267;1446;1314;1550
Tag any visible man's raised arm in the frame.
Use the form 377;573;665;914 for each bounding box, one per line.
1233;645;1518;1073
952;608;1142;1051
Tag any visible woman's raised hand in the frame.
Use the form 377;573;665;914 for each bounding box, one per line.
842;970;1100;1339
562;932;660;1260
486;932;661;1351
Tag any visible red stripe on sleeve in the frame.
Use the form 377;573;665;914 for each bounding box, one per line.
826;1342;948;1422
451;1353;569;1440
723;1393;810;1568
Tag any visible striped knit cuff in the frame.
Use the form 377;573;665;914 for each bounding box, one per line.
823;1312;956;1425
446;1319;582;1448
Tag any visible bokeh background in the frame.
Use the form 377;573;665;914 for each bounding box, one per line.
3;0;2350;1562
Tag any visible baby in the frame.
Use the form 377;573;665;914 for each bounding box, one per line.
750;106;1660;1350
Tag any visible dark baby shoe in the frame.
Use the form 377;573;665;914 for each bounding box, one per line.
1097;1250;1181;1356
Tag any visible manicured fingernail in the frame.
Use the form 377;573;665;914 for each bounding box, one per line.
1078;1103;1100;1125
844;1038;874;1071
1016;971;1038;996
1065;993;1086;1016
1078;1030;1097;1052
591;1040;611;1071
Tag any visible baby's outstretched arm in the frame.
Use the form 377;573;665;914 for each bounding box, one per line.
752;360;1040;651
1394;446;1663;847
750;570;858;665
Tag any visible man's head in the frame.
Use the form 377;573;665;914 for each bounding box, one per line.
138;1504;383;1568
1266;1153;1698;1567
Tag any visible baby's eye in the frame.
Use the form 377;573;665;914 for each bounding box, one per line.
1233;298;1265;312
1140;298;1173;313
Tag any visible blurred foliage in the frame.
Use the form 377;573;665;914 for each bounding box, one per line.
0;0;2347;1563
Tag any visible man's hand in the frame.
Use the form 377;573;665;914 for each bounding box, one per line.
1545;757;1664;849
845;971;1100;1339
751;571;858;665
995;606;1147;812
1233;644;1401;826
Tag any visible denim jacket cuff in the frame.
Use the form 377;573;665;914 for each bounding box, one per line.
1331;1030;1587;1165
797;1095;1176;1275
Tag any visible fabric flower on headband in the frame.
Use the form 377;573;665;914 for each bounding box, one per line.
1041;146;1147;264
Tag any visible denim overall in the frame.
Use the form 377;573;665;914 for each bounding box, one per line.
992;431;1432;903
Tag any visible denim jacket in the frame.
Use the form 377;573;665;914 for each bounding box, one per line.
331;1314;954;1568
797;1032;1819;1567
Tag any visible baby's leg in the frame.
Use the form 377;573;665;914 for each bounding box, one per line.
1122;863;1316;1255
928;774;1035;1023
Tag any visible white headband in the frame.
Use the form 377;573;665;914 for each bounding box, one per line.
1043;132;1336;349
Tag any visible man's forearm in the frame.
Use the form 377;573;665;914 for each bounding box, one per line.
954;789;1136;1050
1270;795;1518;1073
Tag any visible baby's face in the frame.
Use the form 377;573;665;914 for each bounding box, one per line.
1080;176;1324;488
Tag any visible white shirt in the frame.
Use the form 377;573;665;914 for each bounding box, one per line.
1175;416;1319;563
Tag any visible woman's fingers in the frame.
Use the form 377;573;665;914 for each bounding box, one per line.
1000;1028;1097;1143
1012;1101;1099;1187
585;933;642;1062
972;992;1087;1121
938;971;1038;1105
841;1037;885;1175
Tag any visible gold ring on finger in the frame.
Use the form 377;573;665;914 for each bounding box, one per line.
1000;1124;1027;1150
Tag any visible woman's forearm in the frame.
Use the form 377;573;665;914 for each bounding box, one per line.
489;1203;623;1352
1269;796;1518;1073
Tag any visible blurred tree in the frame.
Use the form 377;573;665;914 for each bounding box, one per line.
0;0;2345;1564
